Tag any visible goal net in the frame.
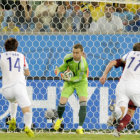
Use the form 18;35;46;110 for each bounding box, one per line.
0;0;140;134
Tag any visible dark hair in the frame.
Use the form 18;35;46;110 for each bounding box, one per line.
73;44;83;52
57;1;64;5
105;4;115;11
106;4;113;8
133;43;140;51
4;38;18;51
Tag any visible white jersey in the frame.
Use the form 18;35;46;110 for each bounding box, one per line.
0;51;29;89
121;51;140;82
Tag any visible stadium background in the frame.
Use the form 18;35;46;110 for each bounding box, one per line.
0;34;140;131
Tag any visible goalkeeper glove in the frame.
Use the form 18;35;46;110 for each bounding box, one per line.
61;73;70;81
54;66;60;76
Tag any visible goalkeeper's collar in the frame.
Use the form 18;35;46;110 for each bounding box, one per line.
73;59;80;63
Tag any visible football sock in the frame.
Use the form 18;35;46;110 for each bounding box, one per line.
117;114;131;132
58;103;65;119
24;112;32;129
79;101;87;126
128;100;137;110
10;102;18;119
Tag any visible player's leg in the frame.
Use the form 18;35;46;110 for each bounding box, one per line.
22;107;32;129
58;97;68;119
113;105;128;137
7;102;18;131
116;100;136;132
54;82;74;130
54;97;67;131
10;102;18;120
15;84;34;137
21;106;34;137
113;83;130;137
116;82;140;133
2;87;17;131
76;81;88;134
109;83;128;121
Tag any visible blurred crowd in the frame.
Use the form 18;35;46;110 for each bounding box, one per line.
0;0;140;33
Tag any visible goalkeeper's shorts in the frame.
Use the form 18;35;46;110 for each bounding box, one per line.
61;80;88;98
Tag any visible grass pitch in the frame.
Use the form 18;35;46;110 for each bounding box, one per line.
0;133;140;140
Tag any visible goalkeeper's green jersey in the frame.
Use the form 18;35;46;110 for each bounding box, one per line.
58;53;88;82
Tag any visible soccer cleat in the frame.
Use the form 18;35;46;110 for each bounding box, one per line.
54;118;63;131
107;112;118;127
107;115;115;127
76;128;84;134
107;112;119;126
113;129;120;137
24;126;34;137
7;118;16;131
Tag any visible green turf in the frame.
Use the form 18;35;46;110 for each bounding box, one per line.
0;133;140;140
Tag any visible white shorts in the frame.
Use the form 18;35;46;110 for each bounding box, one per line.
116;81;140;108
2;84;31;108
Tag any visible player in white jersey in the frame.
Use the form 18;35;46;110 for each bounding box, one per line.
113;43;140;135
0;38;34;137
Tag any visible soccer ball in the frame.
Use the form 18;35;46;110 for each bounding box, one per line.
64;70;74;78
45;110;54;119
45;109;58;120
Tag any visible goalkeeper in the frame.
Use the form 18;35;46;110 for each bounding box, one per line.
54;43;88;134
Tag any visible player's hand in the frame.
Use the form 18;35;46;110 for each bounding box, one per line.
99;75;107;84
54;66;60;76
61;67;70;81
60;73;70;81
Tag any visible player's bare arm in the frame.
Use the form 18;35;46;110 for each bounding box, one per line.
100;60;117;84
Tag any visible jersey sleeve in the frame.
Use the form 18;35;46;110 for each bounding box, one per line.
24;56;29;70
115;59;125;68
70;58;88;82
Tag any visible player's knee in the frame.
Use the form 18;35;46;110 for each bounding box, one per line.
22;106;31;114
60;97;68;104
79;96;87;102
80;101;87;107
